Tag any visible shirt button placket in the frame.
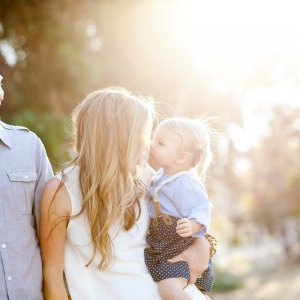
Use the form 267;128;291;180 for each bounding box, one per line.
1;245;12;284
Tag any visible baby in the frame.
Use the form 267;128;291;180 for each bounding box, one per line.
145;118;214;300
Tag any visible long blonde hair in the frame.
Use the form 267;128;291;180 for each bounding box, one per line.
158;117;212;181
64;87;154;270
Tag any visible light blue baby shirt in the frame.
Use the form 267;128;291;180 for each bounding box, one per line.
148;168;212;237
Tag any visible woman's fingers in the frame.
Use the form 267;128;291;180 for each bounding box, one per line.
167;253;186;264
167;238;210;285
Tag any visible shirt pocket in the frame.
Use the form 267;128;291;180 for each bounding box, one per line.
7;170;38;215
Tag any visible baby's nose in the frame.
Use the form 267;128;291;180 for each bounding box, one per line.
150;140;154;149
0;87;4;102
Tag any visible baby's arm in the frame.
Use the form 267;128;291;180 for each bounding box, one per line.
173;176;211;238
176;218;204;238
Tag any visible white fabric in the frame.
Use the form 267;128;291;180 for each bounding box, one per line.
59;165;207;300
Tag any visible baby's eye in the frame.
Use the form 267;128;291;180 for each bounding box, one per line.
158;142;164;146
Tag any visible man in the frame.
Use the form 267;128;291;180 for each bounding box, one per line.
0;74;53;299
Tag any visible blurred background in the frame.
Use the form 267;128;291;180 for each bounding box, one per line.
1;0;300;299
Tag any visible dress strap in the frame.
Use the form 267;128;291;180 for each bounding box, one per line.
152;171;193;226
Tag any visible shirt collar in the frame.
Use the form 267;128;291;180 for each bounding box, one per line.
0;121;12;149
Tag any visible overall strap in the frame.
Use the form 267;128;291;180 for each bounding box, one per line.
152;170;192;226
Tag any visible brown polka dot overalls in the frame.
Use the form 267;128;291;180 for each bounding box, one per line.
144;172;213;292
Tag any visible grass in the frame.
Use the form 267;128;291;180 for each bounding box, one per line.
212;268;244;292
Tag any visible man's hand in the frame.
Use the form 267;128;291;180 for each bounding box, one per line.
176;218;192;237
167;237;210;285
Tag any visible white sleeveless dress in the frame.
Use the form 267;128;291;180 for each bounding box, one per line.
59;165;207;300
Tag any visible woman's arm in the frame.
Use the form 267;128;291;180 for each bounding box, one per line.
167;236;211;285
40;178;71;300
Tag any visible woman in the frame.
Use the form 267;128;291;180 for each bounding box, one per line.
40;87;212;299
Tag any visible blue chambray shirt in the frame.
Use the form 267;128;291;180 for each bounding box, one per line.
148;168;212;237
0;121;53;300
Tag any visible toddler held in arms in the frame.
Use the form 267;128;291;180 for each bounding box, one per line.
145;118;214;300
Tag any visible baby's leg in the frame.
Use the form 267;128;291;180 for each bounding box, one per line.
158;278;194;300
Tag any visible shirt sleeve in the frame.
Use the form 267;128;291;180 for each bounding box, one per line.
172;175;212;237
34;137;54;236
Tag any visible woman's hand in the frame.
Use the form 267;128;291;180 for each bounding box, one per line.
167;237;210;285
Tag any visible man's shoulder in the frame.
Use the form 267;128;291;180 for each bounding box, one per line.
1;121;38;138
1;121;30;132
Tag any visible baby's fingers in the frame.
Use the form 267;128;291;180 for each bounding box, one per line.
177;218;189;225
177;227;189;233
176;223;189;230
176;227;191;237
178;232;191;237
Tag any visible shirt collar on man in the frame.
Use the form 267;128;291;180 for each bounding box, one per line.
0;121;12;149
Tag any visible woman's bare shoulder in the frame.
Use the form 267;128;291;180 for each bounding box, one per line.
42;177;71;216
45;177;63;191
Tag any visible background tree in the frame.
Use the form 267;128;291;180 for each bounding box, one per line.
1;0;300;232
246;105;300;223
0;0;103;168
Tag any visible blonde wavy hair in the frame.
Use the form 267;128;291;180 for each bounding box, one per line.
63;87;155;270
158;118;213;181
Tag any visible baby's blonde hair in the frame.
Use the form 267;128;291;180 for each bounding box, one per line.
158;118;212;181
64;87;155;270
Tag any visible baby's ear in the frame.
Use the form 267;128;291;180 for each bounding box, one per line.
175;152;189;164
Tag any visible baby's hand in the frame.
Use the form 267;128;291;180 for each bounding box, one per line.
176;218;192;237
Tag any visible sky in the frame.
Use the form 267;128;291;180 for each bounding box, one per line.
1;0;300;150
165;0;300;148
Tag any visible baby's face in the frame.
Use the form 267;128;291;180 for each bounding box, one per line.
149;125;182;170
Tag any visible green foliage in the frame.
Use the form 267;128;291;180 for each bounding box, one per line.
0;0;102;114
212;268;244;292
11;110;71;171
